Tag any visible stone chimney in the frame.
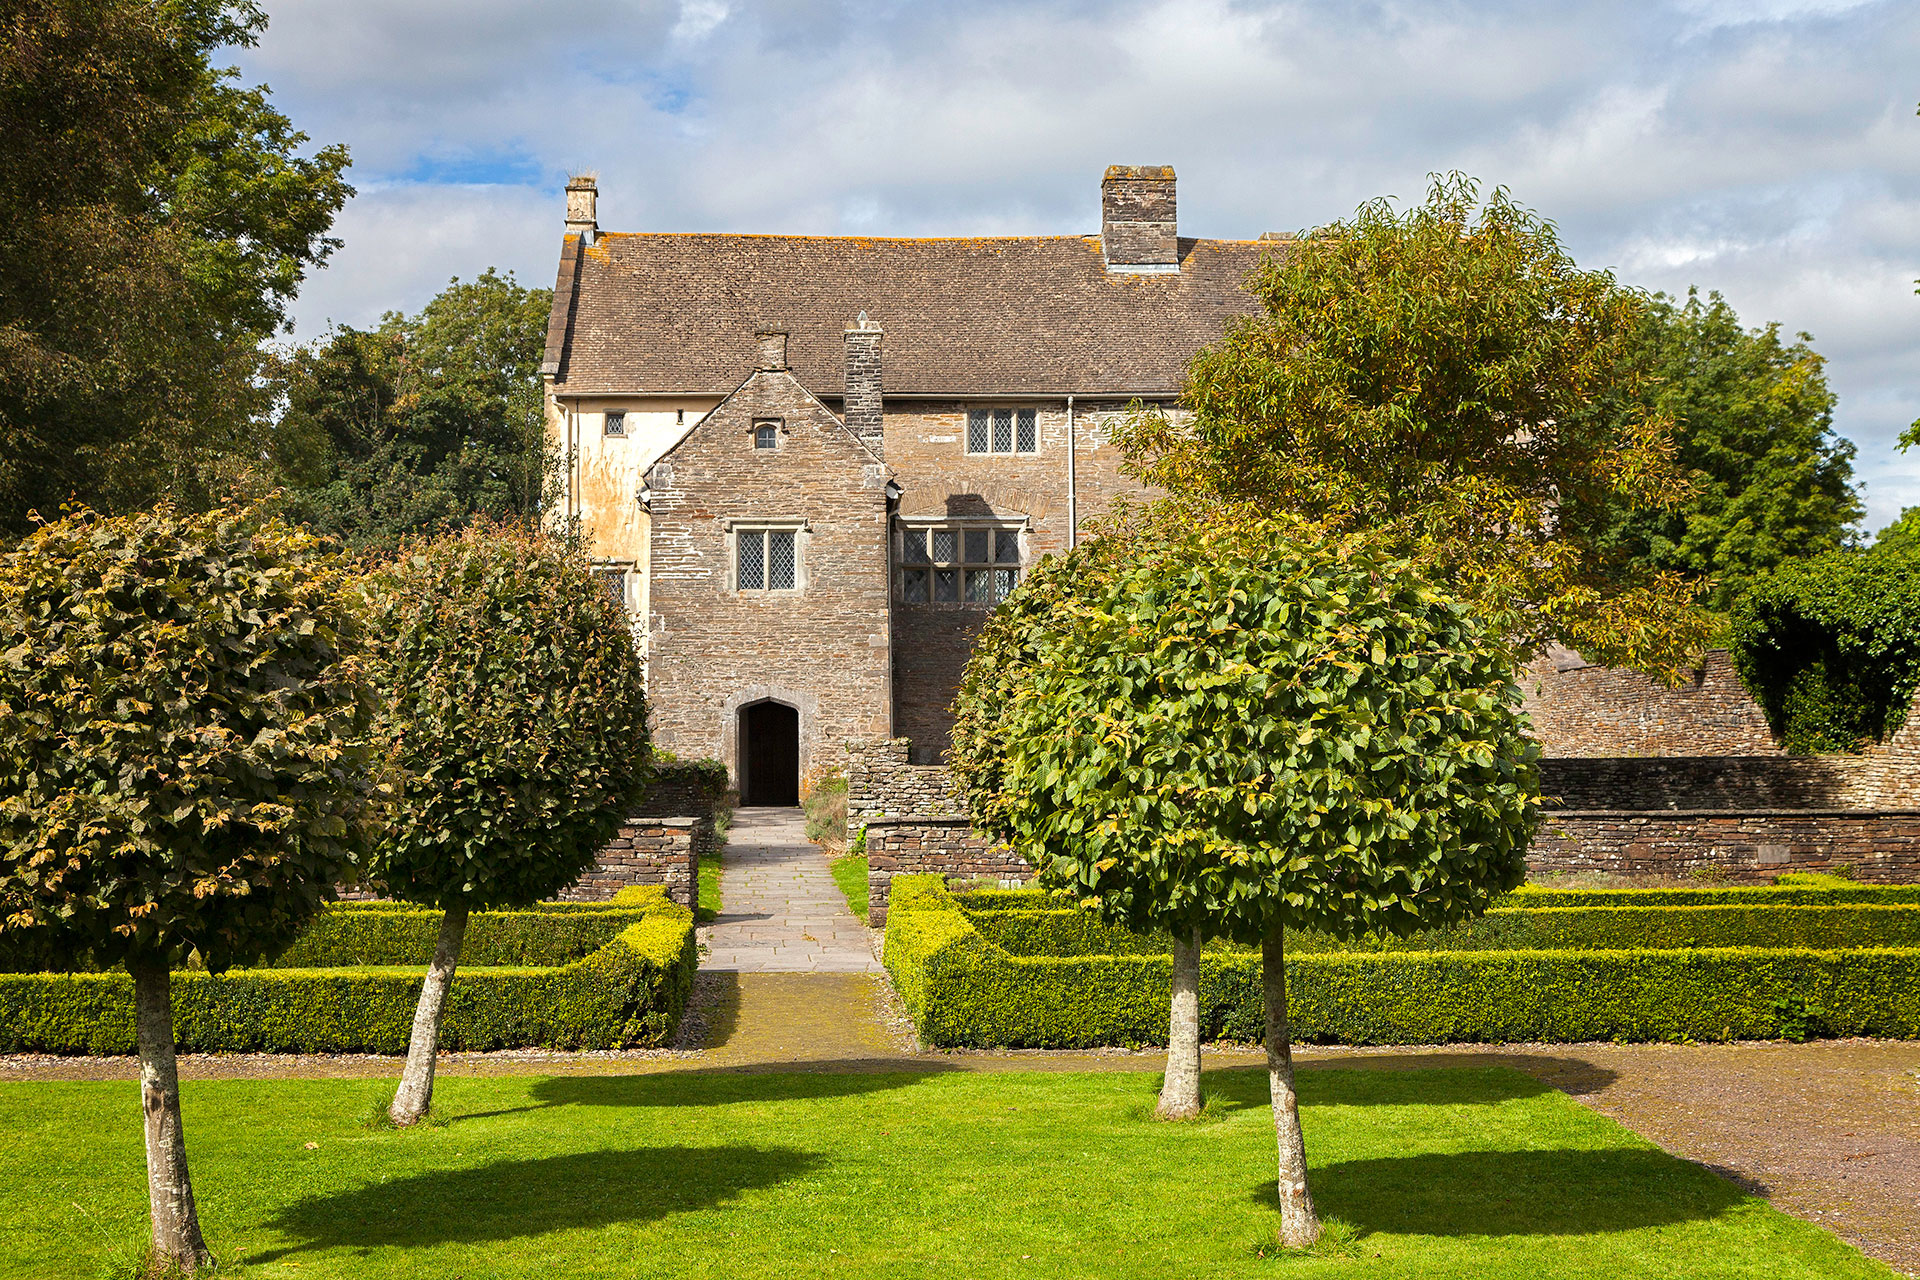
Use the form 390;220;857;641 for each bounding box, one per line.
1100;165;1178;272
842;312;883;457
566;174;598;243
755;329;789;371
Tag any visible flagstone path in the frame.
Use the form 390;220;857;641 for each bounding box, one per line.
698;806;882;974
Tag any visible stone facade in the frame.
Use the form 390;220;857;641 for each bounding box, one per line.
643;354;894;784
1529;811;1920;884
560;818;698;904
1519;649;1780;758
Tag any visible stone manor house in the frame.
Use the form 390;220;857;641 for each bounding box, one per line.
541;165;1269;804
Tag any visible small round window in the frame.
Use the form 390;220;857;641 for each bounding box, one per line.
754;423;779;450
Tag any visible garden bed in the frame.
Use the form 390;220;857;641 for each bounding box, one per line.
0;888;696;1055
883;877;1920;1048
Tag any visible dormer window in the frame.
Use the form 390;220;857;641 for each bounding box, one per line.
604;411;626;437
754;420;780;450
967;409;1037;454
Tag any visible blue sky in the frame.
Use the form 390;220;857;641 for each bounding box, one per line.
237;0;1920;530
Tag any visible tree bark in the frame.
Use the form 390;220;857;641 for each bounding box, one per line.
1264;926;1321;1248
131;958;210;1273
390;903;469;1126
1156;926;1203;1120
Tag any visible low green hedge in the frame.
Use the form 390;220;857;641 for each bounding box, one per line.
0;890;696;1055
271;894;671;968
1504;883;1920;907
886;877;1920;1048
963;902;1920;956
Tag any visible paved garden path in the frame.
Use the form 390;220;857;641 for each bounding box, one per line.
698;807;881;974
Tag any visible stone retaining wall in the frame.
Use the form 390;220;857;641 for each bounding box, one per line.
1530;811;1920;884
865;818;1030;925
561;817;699;905
846;738;968;822
1540;756;1876;811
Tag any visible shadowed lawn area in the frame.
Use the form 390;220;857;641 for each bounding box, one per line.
0;1066;1895;1279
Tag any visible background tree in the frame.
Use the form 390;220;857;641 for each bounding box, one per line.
273;270;553;552
1116;173;1711;680
0;0;352;534
1729;534;1920;754
950;512;1539;1245
0;504;378;1271
366;525;650;1124
1574;289;1859;612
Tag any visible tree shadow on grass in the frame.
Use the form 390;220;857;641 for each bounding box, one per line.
1250;1147;1748;1238
256;1144;818;1260
452;1060;961;1123
1200;1059;1610;1112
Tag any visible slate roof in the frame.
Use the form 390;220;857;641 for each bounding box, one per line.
543;231;1275;399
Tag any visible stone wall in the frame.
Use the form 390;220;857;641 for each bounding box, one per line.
560;818;698;905
845;738;968;821
865;818;1030;925
1530;811;1920;884
1539;756;1877;811
1519;649;1780;758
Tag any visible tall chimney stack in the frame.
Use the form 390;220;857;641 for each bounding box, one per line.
1100;165;1178;272
755;329;789;371
565;174;598;243
842;312;883;457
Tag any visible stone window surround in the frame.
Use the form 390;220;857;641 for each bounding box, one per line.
895;515;1026;607
724;518;810;595
591;560;635;611
752;417;782;450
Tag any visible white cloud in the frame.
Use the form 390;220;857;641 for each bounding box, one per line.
241;0;1920;525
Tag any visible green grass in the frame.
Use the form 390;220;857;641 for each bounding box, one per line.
831;854;869;924
697;854;721;923
0;1067;1894;1280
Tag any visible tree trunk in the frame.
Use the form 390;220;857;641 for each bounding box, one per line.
131;958;210;1273
390;903;469;1126
1156;926;1203;1120
1264;926;1321;1248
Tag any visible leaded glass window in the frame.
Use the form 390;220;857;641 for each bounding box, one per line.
966;408;1039;454
736;527;799;593
899;525;1022;605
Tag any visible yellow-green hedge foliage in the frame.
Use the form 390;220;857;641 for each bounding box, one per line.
0;894;695;1054
886;877;1920;1048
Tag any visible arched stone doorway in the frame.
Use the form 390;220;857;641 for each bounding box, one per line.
738;700;800;806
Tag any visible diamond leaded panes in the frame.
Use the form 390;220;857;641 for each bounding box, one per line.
768;531;796;590
902;525;1022;606
737;531;764;590
965;407;1038;454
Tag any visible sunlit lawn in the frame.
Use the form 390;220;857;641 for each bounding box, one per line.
831;853;869;924
0;1066;1894;1280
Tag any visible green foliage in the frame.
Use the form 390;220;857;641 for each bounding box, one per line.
1114;174;1712;678
0;899;695;1053
831;856;870;925
951;513;1539;947
269;902;662;968
0;0;352;534
882;877;1920;1048
1571;290;1859;612
365;525;651;910
0;504;379;973
272;270;553;551
1729;535;1920;752
803;773;849;847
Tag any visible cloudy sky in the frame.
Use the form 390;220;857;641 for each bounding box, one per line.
236;0;1920;529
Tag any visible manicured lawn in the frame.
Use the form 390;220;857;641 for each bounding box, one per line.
831;853;869;924
697;852;722;922
0;1066;1894;1279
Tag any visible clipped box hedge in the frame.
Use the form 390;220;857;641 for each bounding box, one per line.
886;877;1920;1048
0;887;696;1055
271;889;675;968
962;901;1920;956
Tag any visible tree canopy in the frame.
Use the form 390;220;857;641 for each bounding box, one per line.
1575;289;1859;612
273;270;553;552
1115;174;1711;680
0;0;352;535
